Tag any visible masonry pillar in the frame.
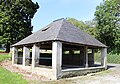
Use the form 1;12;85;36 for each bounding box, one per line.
85;46;88;68
23;46;30;66
12;47;18;65
91;49;94;66
32;44;40;69
80;47;84;66
69;50;74;65
101;48;107;69
52;41;62;80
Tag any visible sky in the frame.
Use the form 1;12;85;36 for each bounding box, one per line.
32;0;103;32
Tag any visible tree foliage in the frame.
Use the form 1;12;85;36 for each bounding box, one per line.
0;0;39;52
95;0;120;53
67;18;97;37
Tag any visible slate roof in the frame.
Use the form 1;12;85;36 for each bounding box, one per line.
13;18;106;47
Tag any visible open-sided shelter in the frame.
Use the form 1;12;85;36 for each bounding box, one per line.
12;18;107;80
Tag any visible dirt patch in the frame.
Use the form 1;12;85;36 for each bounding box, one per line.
0;60;50;82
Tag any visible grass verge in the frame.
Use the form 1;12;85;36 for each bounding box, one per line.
0;50;5;53
0;67;28;84
0;53;11;62
0;53;28;84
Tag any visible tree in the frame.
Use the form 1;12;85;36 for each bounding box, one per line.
95;0;120;53
0;0;39;52
67;18;88;31
85;20;97;37
67;18;97;37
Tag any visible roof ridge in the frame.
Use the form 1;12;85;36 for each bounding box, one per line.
55;19;65;40
53;18;65;22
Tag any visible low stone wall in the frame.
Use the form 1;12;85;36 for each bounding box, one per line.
61;67;105;78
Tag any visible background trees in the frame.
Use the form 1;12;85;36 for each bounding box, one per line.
67;18;97;37
95;0;120;53
0;0;39;52
68;0;120;53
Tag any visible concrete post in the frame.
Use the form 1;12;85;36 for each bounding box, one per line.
101;48;107;69
92;49;94;65
85;46;88;68
80;47;84;66
52;41;62;80
12;47;18;65
32;44;40;69
69;50;74;64
35;46;40;67
23;46;30;66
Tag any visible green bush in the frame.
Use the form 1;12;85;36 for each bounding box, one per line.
107;53;120;64
94;52;120;64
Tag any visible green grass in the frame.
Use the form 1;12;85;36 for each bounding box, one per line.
0;49;5;52
0;67;28;84
94;52;120;64
0;53;28;84
0;53;11;62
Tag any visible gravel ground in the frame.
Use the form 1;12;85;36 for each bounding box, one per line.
1;60;120;84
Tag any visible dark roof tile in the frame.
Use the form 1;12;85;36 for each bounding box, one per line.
13;19;106;47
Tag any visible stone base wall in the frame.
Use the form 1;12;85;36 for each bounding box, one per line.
61;67;105;78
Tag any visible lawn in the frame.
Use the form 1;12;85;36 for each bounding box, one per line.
0;53;28;84
0;53;11;62
0;67;28;84
0;49;5;53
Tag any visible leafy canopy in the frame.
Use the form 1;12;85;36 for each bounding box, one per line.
95;0;120;53
67;18;97;37
0;0;39;52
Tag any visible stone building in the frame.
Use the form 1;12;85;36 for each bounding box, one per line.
12;18;107;80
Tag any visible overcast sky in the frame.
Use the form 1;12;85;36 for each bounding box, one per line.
32;0;103;32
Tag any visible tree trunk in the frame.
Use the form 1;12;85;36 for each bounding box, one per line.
6;43;10;53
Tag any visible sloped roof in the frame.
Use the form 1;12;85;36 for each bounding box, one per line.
13;18;106;47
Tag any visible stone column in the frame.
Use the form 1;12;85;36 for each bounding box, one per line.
32;44;40;69
12;47;18;65
80;47;84;66
69;50;74;65
85;46;88;68
101;48;107;69
52;41;62;80
91;49;94;66
23;46;30;66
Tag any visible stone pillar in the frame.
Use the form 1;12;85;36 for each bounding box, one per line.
12;47;18;65
32;44;40;69
23;46;30;66
91;49;94;66
69;50;74;65
80;47;84;66
52;41;62;80
101;48;107;69
85;46;88;68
